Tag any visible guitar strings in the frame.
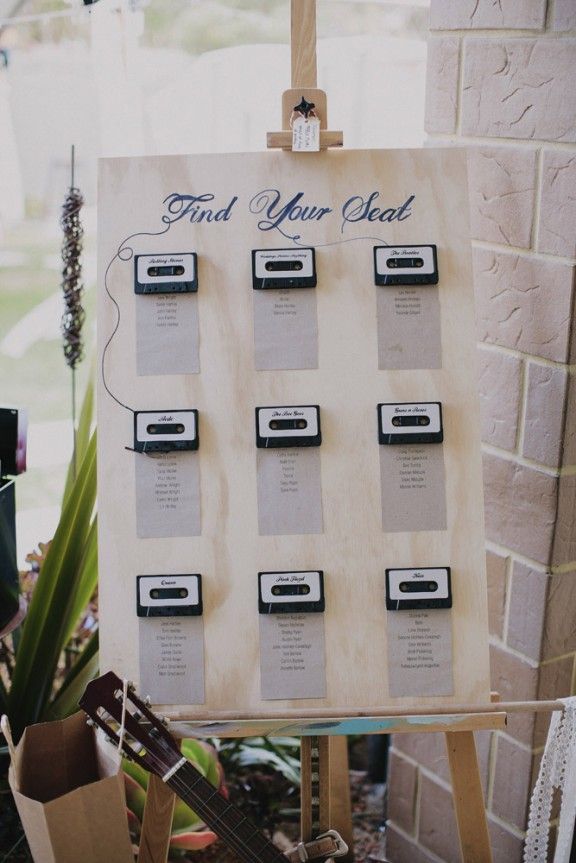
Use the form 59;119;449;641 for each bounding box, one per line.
165;764;285;862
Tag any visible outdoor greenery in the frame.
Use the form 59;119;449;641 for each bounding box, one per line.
0;378;96;743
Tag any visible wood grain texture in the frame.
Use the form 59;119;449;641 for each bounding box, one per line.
446;731;493;863
97;147;490;719
138;774;176;863
291;0;317;88
167;712;506;739
322;737;354;862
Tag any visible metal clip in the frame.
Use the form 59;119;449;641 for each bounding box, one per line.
316;830;348;858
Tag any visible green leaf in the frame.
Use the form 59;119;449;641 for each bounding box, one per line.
47;629;99;720
62;370;94;507
7;433;97;740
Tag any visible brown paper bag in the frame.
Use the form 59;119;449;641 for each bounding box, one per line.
4;711;134;863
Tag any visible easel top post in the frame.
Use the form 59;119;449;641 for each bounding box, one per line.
291;0;317;89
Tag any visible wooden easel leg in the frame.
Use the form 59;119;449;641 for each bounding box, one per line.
445;731;492;863
321;737;354;862
137;772;176;863
301;736;354;861
300;736;315;842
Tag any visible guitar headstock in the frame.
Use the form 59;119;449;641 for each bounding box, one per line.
79;671;181;778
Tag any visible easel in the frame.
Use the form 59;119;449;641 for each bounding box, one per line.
129;4;532;861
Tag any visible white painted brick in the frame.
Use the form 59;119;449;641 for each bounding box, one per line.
538;149;576;258
431;0;546;30
462;39;576;142
473;248;574;362
477;346;522;449
552;0;576;31
424;36;460;134
468;146;536;246
523;363;568;468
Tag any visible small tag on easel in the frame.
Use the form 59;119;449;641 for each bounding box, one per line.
292;115;320;151
290;97;321;152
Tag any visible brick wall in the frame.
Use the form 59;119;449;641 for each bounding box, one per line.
386;2;576;860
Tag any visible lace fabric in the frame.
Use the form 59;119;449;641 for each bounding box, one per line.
524;697;576;863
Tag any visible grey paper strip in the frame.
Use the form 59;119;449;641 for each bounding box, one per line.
376;286;441;369
259;613;326;700
136;294;199;376
139;617;205;705
253;289;318;370
380;444;447;532
387;609;453;697
135;451;201;538
257;448;323;536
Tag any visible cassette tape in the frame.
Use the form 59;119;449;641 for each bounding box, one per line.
134;409;199;453
385;567;452;611
378;402;443;445
137;574;202;617
373;245;438;286
252;247;316;289
256;405;321;448
134;253;198;294
258;570;325;614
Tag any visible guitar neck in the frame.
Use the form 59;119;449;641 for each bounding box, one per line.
166;760;287;863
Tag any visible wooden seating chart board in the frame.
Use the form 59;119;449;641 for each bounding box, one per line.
97;147;490;724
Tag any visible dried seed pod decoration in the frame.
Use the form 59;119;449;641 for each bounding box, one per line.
60;146;85;370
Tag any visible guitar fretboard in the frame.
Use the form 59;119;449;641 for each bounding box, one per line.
167;760;287;863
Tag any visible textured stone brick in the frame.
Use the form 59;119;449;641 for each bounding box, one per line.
474;248;574;363
385;825;438;863
483;453;558;564
534;655;576;747
486;549;508;640
538;151;576;257
507;563;548;660
462;39;576;142
523;363;568;468
563;374;576;467
477;347;522;450
387;752;417;835
392;734;449;783
542;571;576;659
552;474;576;565
490;644;538;744
418;775;459;860
552;0;576;31
425;37;460;134
488;817;525;863
491;735;534;830
468;146;536;247
431;0;546;30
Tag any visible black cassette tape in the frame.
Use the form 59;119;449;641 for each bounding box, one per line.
385;567;452;611
378;402;443;445
255;405;321;448
134;253;198;294
258;570;325;614
133;409;198;453
374;245;438;286
252;248;316;289
137;574;202;617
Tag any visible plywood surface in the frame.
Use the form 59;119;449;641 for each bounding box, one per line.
97;148;490;719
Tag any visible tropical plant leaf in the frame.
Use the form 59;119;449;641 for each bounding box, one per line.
47;629;99;720
168;830;218;851
7;433;96;740
62;371;94;507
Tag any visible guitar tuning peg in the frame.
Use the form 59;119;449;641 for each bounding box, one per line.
86;718;95;727
161;717;170;728
144;696;151;706
127;681;135;692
